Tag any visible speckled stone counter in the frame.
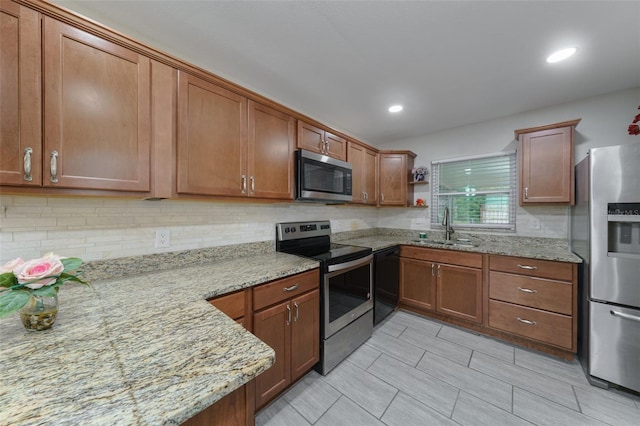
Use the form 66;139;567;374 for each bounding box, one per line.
0;252;318;426
341;234;582;263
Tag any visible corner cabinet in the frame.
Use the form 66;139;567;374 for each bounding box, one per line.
347;141;378;205
252;269;320;410
177;72;294;200
378;151;416;206
297;121;347;161
516;119;580;205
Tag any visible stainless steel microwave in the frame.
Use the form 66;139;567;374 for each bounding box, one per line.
296;149;352;203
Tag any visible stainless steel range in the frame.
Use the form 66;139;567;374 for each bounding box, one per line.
276;220;373;375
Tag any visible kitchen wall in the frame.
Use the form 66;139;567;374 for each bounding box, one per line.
1;88;637;264
378;87;640;238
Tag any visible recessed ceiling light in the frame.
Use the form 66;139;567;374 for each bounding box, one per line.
388;105;403;113
546;47;577;63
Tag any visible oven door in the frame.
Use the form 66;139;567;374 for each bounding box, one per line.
323;254;373;338
297;149;353;202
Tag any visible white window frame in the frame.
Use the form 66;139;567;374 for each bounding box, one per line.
430;151;517;231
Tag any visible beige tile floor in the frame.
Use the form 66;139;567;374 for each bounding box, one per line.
256;310;640;426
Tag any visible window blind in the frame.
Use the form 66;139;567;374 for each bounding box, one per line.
430;151;517;230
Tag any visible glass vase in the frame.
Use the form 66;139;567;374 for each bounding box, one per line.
19;293;59;331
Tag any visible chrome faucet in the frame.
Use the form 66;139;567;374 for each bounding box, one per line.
442;206;454;242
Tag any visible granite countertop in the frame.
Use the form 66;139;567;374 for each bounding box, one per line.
0;252;319;426
340;235;582;263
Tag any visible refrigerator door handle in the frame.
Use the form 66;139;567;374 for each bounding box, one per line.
610;310;640;323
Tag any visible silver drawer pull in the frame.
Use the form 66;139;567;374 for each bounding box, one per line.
286;304;291;325
610;310;640;323
294;302;299;322
23;147;33;181
241;175;247;194
517;287;538;294
283;284;299;292
517;317;537;326
250;176;255;194
50;151;59;183
517;264;538;270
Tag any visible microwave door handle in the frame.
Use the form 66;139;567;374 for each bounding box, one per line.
327;254;373;273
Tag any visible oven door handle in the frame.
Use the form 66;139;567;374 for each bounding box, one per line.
327;254;373;273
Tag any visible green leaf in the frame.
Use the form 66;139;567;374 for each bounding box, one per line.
0;273;17;288
61;257;83;272
59;272;88;286
0;290;30;318
32;286;57;298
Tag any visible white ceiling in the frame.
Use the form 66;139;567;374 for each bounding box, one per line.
52;0;640;146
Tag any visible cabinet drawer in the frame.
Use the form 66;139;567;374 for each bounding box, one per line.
489;255;573;281
208;290;245;320
489;272;572;315
489;300;572;350
400;246;482;268
254;269;319;311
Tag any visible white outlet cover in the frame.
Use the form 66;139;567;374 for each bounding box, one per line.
155;229;170;248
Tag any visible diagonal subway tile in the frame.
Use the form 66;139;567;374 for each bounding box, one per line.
514;348;590;386
368;353;459;417
400;326;472;366
438;325;515;362
282;370;341;424
322;359;397;418
381;392;459;426
452;391;533;426
368;328;425;366
255;397;311;426
347;342;382;370
389;310;443;336
416;350;512;411
470;351;579;411
513;387;607;426
315;395;386;426
574;384;640;425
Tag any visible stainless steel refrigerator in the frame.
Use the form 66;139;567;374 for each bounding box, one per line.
571;143;640;392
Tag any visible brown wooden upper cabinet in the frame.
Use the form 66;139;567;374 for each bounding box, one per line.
347;141;378;205
177;72;295;200
43;16;151;191
297;121;347;161
378;151;416;206
0;1;41;187
516;119;580;205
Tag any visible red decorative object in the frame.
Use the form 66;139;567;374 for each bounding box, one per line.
628;105;640;136
416;198;425;206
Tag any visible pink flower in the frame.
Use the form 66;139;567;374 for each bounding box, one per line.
15;253;65;289
0;258;25;274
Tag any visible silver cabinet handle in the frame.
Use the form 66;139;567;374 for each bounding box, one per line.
325;139;330;153
610;310;640;323
23;147;33;182
286;304;291;325
524;187;529;199
50;151;59;183
437;264;441;278
381;193;385;202
250;176;255;194
517;317;537;325
283;284;299;292
319;140;326;154
517;287;538;294
517;264;538;270
431;263;435;277
364;192;368;200
241;175;247;194
294;302;299;322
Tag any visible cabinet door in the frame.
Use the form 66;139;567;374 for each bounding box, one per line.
347;142;365;203
0;1;41;186
290;289;320;381
379;153;407;206
520;126;573;204
297;121;325;155
248;101;294;199
177;71;247;196
253;301;290;409
43;17;151;191
399;257;436;311
436;264;483;323
325;131;347;161
182;385;246;426
363;148;378;205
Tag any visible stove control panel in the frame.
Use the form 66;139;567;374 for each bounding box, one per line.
276;220;331;241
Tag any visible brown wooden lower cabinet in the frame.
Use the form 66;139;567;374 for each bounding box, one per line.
181;385;248;426
436;263;483;324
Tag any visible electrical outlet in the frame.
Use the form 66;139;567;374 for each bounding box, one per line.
155;229;170;248
531;218;541;230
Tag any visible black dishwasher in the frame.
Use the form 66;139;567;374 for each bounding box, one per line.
374;246;400;325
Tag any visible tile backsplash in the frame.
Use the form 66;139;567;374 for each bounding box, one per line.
0;195;567;263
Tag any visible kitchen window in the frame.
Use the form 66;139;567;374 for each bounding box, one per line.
431;151;517;230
